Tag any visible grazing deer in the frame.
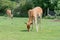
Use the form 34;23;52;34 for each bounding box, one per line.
26;7;43;32
6;9;13;19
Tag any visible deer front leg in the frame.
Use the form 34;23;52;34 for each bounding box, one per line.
31;19;34;31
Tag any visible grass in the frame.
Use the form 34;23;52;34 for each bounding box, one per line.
0;16;60;40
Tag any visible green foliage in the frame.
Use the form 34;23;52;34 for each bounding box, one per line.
56;16;60;19
13;0;33;17
54;0;60;18
0;0;17;15
0;0;17;9
0;0;60;17
54;10;60;16
44;16;55;19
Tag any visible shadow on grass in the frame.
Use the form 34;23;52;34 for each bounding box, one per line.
20;30;28;32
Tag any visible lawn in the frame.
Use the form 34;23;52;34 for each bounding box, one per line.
0;16;60;40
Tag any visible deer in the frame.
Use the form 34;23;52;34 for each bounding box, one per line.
6;9;13;19
26;7;43;32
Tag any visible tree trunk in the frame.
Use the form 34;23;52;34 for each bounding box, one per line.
47;7;50;16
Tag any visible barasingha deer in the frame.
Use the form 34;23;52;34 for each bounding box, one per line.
6;9;13;19
26;7;43;32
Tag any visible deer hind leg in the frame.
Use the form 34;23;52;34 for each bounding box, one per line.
34;14;41;32
34;16;39;32
38;14;42;31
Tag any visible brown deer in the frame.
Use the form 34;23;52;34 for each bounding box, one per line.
6;9;13;19
27;7;43;32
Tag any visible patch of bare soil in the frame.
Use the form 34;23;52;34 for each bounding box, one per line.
52;19;60;22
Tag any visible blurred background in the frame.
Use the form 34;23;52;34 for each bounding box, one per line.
0;0;60;19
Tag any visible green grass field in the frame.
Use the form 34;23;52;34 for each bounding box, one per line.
0;16;60;40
